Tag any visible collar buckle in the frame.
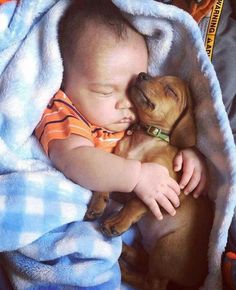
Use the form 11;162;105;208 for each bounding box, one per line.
146;125;170;142
147;126;161;137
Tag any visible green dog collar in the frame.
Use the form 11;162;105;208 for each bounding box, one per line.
127;124;170;143
146;125;170;143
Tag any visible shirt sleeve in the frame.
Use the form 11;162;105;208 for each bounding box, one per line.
34;93;93;155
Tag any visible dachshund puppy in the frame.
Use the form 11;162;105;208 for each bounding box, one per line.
85;73;213;289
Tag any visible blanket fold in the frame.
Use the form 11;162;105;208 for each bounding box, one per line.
0;0;236;289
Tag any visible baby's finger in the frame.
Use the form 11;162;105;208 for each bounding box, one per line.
165;189;180;208
147;200;163;220
156;195;176;217
179;162;194;190
173;151;183;172
183;169;201;195
168;178;181;195
192;174;207;198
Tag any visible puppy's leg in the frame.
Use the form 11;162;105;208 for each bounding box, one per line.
101;197;147;236
145;276;168;290
167;283;199;290
84;191;109;220
120;245;169;290
121;242;149;272
119;259;145;290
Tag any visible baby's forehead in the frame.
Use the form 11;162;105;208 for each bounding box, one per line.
64;17;148;76
76;18;128;44
75;19;146;55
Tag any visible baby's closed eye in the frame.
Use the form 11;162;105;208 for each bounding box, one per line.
92;90;113;97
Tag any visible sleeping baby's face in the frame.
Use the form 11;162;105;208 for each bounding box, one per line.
63;20;148;132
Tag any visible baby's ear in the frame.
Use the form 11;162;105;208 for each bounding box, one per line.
170;88;196;148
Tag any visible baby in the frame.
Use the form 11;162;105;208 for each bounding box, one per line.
35;0;207;221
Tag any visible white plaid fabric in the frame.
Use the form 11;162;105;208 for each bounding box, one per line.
0;0;235;289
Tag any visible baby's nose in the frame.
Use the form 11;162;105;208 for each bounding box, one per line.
116;95;132;109
121;97;132;108
137;72;150;82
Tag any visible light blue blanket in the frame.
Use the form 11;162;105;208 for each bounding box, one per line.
0;0;235;289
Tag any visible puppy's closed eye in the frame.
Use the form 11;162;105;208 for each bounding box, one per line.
148;101;155;110
135;87;155;110
165;85;178;100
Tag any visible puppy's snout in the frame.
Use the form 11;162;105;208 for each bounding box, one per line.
137;72;150;83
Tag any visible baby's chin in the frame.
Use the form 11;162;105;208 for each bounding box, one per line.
104;122;134;132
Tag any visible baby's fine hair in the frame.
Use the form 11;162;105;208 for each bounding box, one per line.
58;0;132;64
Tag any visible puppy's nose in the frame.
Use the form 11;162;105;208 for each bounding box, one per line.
137;72;150;82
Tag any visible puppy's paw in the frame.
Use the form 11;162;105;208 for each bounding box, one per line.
84;208;104;221
84;191;109;221
101;213;133;237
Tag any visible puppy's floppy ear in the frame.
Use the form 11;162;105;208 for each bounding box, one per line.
170;87;196;148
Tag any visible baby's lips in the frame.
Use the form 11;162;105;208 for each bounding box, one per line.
119;117;132;123
121;114;135;123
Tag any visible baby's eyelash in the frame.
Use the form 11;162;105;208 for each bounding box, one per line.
92;90;113;96
91;91;114;98
101;92;113;95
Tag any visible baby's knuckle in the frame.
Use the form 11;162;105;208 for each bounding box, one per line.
143;195;151;202
155;191;162;197
162;167;169;174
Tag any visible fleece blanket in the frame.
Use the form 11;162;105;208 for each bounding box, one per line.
0;0;236;289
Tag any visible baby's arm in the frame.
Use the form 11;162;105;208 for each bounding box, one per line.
49;134;180;220
173;148;208;198
49;134;141;193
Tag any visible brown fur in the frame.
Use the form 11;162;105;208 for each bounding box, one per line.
85;74;213;289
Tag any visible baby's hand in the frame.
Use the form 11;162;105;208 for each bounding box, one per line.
173;148;208;198
134;163;180;220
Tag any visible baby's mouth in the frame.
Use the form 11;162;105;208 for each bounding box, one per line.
117;114;136;124
119;117;133;123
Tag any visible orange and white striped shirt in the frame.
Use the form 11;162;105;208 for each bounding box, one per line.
35;90;125;155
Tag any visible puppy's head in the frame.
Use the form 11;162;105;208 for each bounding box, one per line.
130;73;196;148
